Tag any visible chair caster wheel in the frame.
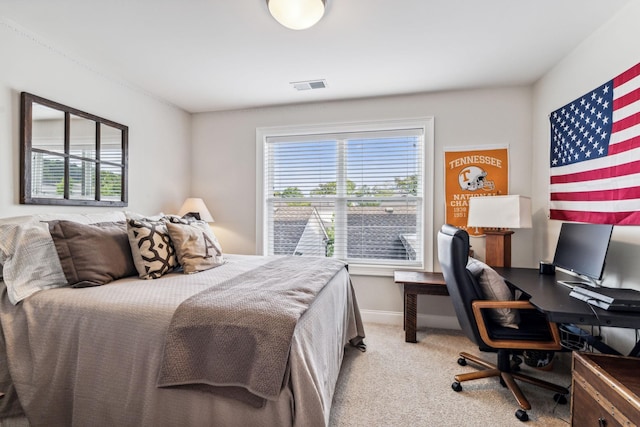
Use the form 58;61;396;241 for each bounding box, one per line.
451;381;462;392
512;364;521;372
515;409;529;421
457;357;467;366
512;355;523;365
553;393;568;404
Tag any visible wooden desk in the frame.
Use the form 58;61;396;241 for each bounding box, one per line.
394;271;448;343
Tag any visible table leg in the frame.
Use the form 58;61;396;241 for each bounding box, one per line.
405;292;417;343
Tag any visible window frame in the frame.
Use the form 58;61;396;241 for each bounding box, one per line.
256;118;434;276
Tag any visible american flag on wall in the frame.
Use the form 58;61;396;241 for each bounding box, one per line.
549;62;640;224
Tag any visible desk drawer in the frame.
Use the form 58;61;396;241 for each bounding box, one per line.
571;353;640;427
572;371;630;426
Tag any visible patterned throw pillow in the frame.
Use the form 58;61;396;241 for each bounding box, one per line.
126;218;178;279
166;220;224;274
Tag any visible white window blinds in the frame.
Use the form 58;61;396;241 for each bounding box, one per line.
263;123;426;268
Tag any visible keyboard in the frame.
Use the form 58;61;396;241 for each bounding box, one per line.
557;280;590;290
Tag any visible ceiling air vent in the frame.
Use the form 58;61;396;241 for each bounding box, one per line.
291;79;327;91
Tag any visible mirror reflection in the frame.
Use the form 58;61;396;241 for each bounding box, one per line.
21;92;128;206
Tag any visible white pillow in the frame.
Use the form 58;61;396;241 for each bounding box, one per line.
0;211;126;304
466;257;520;329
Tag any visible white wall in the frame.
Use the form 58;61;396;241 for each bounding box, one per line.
532;1;640;354
192;87;533;326
0;18;191;218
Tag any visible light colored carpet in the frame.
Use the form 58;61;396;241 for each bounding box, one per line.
330;322;572;427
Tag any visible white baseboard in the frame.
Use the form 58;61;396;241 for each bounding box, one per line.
360;309;460;330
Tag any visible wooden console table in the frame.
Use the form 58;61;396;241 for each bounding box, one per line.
394;271;448;343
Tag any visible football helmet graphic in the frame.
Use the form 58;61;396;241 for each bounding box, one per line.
458;166;495;191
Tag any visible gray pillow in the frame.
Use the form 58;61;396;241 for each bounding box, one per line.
0;211;126;303
466;257;520;329
48;220;137;288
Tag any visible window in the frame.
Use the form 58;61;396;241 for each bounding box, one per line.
20;92;128;206
257;118;434;274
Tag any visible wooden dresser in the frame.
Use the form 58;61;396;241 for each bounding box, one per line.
571;352;640;426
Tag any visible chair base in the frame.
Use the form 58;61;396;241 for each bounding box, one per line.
454;351;569;411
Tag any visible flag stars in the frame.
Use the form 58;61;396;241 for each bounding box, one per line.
550;80;612;168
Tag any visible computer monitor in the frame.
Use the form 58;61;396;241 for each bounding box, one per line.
552;222;614;286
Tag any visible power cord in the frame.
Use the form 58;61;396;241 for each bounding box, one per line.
585;298;601;321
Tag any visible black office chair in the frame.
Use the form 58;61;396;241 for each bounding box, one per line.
437;224;569;422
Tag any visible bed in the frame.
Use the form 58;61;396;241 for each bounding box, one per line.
0;212;365;427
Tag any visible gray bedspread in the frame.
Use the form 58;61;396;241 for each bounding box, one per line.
157;256;347;407
0;255;364;427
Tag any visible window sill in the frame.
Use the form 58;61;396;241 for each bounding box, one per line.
349;264;422;277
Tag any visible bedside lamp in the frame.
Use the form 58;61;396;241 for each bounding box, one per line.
467;195;532;268
178;198;215;222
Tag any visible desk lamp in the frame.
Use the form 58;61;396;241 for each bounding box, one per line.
466;195;532;268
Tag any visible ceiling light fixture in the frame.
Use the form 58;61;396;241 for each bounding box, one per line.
267;0;326;30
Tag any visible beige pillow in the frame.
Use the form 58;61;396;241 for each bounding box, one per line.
166;221;224;274
467;257;520;329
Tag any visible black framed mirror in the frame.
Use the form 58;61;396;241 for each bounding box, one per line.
20;92;128;206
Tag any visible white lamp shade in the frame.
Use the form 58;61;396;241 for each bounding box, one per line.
267;0;326;30
178;198;215;222
467;195;532;229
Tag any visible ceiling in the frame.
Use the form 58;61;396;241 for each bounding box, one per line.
0;0;634;113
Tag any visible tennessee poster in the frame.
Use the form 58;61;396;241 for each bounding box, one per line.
444;147;509;236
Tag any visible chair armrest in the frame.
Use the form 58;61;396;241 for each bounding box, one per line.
472;300;538;310
471;300;562;351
